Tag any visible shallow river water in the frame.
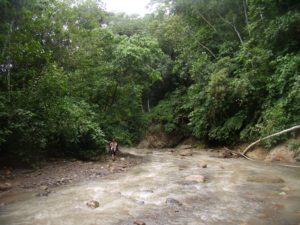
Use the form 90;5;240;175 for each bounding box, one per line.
0;148;300;225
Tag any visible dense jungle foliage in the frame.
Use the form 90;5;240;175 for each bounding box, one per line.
0;0;299;165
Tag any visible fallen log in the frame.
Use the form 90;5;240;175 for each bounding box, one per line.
242;125;300;156
239;125;300;168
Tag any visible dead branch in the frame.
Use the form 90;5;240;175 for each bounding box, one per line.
198;12;217;32
242;125;300;156
199;42;217;59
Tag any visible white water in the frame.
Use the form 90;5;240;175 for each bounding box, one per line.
1;148;300;225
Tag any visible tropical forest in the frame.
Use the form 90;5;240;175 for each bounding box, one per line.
0;0;300;224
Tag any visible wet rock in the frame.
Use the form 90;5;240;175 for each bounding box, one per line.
180;180;198;185
134;220;146;225
86;200;100;209
271;204;284;210
89;174;97;178
185;175;205;183
178;144;193;149
257;213;270;219
166;198;183;207
96;171;108;176
197;162;207;168
218;149;237;158
54;178;70;186
4;169;12;178
0;183;12;191
35;189;51;197
281;186;290;191
39;185;48;191
247;176;284;183
141;190;153;193
179;149;193;156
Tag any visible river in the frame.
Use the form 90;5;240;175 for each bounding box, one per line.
0;148;300;225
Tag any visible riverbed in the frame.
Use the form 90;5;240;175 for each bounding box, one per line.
0;148;300;225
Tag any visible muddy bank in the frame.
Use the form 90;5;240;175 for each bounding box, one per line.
0;151;143;204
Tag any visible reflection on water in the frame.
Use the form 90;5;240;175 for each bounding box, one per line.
0;148;300;225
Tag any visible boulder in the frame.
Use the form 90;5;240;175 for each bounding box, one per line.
40;185;48;191
271;204;284;210
166;198;183;207
185;175;205;183
279;192;287;196
281;186;290;192
178;144;193;149
218;149;235;158
0;183;12;191
246;175;284;183
137;201;145;205
197;162;207;168
134;220;146;225
35;190;51;197
179;149;193;156
265;145;296;163
86;200;100;209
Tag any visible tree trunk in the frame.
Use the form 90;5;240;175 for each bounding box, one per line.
242;0;250;35
198;12;217;32
7;61;11;102
232;24;244;44
141;104;144;113
147;97;150;112
110;82;119;107
6;21;14;102
217;13;244;44
1;20;14;58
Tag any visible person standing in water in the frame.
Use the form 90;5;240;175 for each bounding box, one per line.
109;138;118;160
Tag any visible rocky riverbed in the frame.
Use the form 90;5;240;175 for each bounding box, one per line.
0;151;143;204
0;148;300;225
